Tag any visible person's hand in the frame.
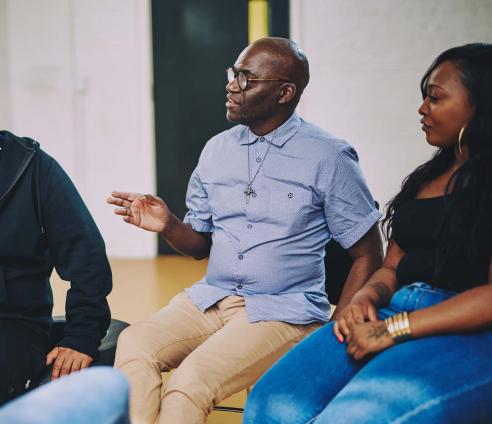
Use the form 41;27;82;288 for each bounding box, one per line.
346;320;394;361
107;192;170;233
46;347;93;380
333;298;378;342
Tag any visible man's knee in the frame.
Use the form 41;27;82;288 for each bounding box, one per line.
114;324;154;367
164;359;217;415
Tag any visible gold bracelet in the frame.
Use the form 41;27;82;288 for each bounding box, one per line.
385;311;412;343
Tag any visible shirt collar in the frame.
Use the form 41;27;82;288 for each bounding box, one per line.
240;112;302;147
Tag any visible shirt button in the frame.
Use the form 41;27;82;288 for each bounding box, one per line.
256;157;261;163
238;254;244;260
247;224;253;229
259;137;265;142
288;192;293;198
237;284;243;289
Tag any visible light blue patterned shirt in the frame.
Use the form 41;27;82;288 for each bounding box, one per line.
184;113;381;324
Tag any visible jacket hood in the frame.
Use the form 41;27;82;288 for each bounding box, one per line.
0;130;40;203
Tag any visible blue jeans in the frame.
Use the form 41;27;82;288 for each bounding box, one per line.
0;367;130;424
244;283;492;424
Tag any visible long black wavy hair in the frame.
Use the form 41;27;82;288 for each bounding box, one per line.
382;43;492;282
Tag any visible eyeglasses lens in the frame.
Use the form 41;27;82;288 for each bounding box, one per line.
226;68;235;83
237;73;247;90
226;68;247;90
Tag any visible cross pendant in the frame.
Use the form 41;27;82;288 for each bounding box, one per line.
244;184;255;204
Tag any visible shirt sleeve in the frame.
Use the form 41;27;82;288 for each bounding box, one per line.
323;146;381;249
41;156;112;359
183;155;214;233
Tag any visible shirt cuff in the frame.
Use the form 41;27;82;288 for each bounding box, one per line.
183;213;214;233
334;209;382;249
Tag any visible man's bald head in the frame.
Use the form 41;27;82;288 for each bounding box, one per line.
249;38;309;92
238;37;310;100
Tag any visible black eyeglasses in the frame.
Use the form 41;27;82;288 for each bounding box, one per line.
226;67;293;91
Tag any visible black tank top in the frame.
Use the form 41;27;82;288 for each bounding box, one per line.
392;196;490;292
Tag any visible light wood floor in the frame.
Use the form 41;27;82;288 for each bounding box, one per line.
51;256;244;424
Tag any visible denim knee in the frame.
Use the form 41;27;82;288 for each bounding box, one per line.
86;368;129;406
244;389;311;424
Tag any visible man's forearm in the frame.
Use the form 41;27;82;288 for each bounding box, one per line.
333;225;384;314
159;214;211;258
334;255;381;312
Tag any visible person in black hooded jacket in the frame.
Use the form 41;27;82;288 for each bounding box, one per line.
0;130;112;404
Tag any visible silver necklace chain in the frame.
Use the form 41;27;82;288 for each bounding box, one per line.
244;131;276;203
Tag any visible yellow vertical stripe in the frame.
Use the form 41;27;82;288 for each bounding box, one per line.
248;0;269;43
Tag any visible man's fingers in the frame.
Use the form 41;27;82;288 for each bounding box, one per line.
114;207;132;216
111;191;139;201
70;358;83;374
51;355;65;380
107;197;132;208
59;355;74;378
81;357;93;369
46;347;58;366
138;194;162;206
50;348;94;378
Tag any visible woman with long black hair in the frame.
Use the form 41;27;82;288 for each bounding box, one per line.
243;43;492;423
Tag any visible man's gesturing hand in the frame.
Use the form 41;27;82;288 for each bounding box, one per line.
46;347;93;380
107;192;170;233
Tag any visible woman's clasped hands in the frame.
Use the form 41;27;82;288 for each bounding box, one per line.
333;298;394;360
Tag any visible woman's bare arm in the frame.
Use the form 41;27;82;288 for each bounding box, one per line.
409;259;492;336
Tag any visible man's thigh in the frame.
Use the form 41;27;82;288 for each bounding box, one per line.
0;320;47;405
166;310;321;406
115;292;224;370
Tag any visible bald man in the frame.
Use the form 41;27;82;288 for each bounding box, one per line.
108;38;383;424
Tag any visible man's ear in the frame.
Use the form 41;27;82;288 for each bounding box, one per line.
278;83;297;104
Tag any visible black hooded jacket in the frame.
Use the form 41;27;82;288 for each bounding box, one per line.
0;131;112;359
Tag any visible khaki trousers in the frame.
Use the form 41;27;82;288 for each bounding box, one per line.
114;292;320;424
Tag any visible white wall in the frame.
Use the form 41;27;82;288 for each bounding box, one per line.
2;0;156;257
291;0;492;213
4;1;492;256
0;0;11;128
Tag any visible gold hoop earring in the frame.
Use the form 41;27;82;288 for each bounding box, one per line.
458;126;465;155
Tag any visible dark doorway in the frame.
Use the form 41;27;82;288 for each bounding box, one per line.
152;0;249;253
152;0;290;254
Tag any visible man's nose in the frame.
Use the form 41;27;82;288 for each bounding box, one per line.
226;78;240;93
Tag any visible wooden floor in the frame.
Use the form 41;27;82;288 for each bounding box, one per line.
51;256;244;424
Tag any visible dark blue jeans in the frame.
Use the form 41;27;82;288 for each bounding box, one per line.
244;283;492;423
